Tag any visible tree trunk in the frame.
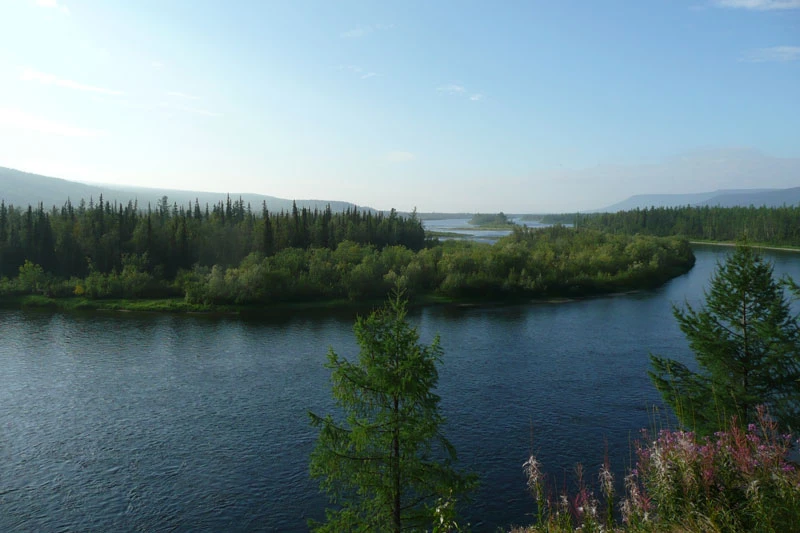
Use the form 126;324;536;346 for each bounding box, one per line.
393;394;401;533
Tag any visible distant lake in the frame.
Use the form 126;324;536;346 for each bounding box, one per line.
423;217;550;244
1;245;799;531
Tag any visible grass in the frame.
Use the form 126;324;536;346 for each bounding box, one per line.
1;292;470;316
0;282;688;316
4;295;234;314
689;239;800;253
465;223;517;230
426;230;475;238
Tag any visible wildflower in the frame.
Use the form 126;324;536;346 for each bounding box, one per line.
523;455;541;491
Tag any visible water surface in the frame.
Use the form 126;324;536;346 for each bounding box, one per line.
1;245;799;531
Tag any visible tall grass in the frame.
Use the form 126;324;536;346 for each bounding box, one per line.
512;406;800;532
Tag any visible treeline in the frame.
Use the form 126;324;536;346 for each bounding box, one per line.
569;206;800;246
1;221;694;305
0;196;426;281
468;212;513;226
185;226;694;304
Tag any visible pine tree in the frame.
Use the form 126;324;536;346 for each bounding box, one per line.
308;292;475;532
650;244;800;434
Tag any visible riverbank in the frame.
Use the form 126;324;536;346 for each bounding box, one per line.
690;240;800;253
0;267;691;316
0;293;467;315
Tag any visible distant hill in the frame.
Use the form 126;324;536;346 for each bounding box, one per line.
0;166;371;213
598;188;800;212
695;188;800;208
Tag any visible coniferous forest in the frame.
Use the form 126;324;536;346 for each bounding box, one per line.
559;205;800;246
0;196;695;307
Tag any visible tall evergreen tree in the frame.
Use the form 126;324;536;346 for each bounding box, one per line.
650;244;800;434
309;292;475;532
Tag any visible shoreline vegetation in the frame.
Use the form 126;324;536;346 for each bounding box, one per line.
0;198;694;315
467;211;517;229
0;287;649;315
6;197;800;317
689;239;800;253
539;205;800;248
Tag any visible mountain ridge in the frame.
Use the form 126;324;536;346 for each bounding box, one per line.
0;166;372;214
597;187;800;212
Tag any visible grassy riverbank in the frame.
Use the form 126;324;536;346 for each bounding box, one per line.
466;222;517;230
0;287;657;316
690;239;800;253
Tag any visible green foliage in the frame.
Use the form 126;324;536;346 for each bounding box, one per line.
629;408;800;532
0;199;696;308
468;212;513;227
650;244;800;434
17;260;48;294
576;205;800;247
176;228;694;306
308;292;475;532
0;198;426;283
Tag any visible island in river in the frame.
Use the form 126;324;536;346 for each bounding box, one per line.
1;225;695;314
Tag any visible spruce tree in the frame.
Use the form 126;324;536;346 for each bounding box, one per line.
650;244;800;434
308;292;475;532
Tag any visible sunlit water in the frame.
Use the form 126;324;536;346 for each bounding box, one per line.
422;217;551;244
1;245;799;531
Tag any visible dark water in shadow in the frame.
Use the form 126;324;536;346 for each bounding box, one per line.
1;245;799;531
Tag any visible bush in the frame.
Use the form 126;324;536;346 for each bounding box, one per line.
515;407;800;533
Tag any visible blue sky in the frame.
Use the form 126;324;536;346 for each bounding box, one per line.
0;0;798;212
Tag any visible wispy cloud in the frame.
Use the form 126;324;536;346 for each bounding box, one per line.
34;0;70;14
335;65;379;80
151;60;165;69
337;65;364;74
712;0;800;9
166;91;201;100
741;46;800;62
438;84;484;102
0;107;103;137
437;84;466;95
21;68;123;95
386;151;415;163
340;23;394;38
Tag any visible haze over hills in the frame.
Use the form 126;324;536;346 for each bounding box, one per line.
0;166;370;214
4;165;800;218
597;187;800;212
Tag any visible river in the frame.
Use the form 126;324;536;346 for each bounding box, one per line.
1;245;799;531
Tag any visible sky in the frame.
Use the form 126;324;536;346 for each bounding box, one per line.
0;0;798;212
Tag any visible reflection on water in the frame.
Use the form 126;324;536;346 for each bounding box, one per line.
422;217;549;243
1;245;799;531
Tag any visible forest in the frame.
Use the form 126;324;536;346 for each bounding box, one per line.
0;197;694;307
468;212;515;227
538;205;800;247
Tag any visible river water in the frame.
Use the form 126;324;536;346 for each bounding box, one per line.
1;245;799;531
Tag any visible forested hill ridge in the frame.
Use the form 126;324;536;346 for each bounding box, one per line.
0;166;370;214
597;187;800;212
